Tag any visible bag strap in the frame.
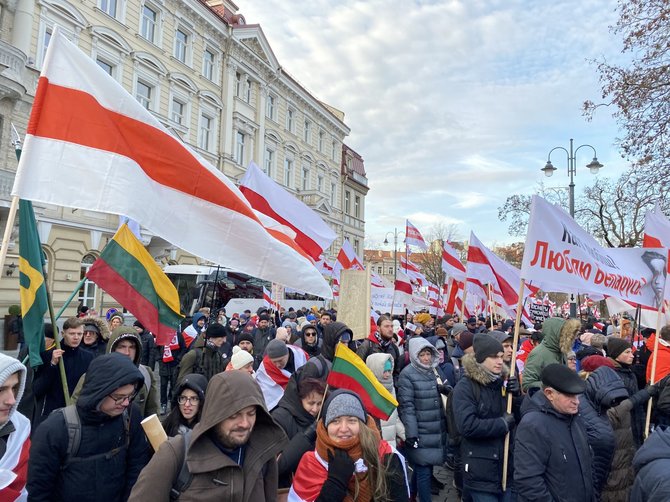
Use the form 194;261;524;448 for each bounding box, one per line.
62;405;81;460
170;430;193;500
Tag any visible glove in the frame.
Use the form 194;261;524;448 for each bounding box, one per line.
406;437;419;449
506;376;521;396
437;383;453;396
501;413;516;432
647;383;660;398
326;448;355;487
303;421;317;443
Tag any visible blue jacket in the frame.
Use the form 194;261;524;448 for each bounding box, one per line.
631;426;670;502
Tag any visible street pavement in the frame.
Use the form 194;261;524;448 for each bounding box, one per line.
434;464;460;501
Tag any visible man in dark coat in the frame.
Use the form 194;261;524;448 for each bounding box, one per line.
27;353;150;501
514;363;594;502
631;426;670;502
452;334;520;500
356;315;403;380
251;314;276;367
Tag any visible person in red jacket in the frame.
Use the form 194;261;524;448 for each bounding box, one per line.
646;325;670;383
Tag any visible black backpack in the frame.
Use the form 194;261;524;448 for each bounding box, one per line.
445;382;480;447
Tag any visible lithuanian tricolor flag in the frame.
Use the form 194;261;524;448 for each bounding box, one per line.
327;343;398;420
86;224;183;345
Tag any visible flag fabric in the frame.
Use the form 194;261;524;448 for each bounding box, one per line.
315;256;334;277
239;162;336;261
19;199;48;367
442;241;466;281
86;224;184;345
332;239;364;276
394;268;414;303
405;220;428;250
327;343;398;420
400;255;427;286
13;28;331;299
263;286;280;311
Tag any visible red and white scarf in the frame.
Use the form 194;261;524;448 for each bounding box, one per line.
0;412;30;501
162;333;180;363
255;345;308;410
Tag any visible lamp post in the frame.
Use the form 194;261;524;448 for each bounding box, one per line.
384;228;405;283
541;138;603;318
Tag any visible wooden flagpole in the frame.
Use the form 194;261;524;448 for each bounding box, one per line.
645;304;665;439
488;283;495;329
502;278;525;491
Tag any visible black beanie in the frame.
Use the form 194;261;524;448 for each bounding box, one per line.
206;323;227;339
237;332;255;345
473;333;504;363
607;337;632;361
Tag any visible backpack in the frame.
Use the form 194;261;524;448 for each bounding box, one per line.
170;430;193;500
444;382;480;447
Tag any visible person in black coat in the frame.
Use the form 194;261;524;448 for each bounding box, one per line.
631;426;670;502
514;363;594;502
27;353;151;501
452;334;521;501
32;318;95;428
292;323;322;358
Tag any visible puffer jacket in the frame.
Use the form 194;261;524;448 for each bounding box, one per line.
452;352;516;494
129;371;288;502
366;353;405;445
514;391;594;502
609;359;644;448
522;317;580;392
397;337;447;466
28;353;149;502
579;367;627;499
631;426;670;502
320;322;353;362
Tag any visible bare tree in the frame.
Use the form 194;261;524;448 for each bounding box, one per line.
413;222;462;286
498;182;569;237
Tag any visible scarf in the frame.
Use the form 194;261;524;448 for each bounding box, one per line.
162;333;180;363
262;354;290;389
315;416;380;502
482;367;501;383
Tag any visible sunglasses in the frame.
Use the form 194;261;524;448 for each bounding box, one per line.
304;332;317;337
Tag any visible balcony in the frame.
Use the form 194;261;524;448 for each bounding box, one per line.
0;40;28;100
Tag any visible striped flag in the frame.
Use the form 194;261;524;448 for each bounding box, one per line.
86;224;183;345
327;343;398;420
263;286;280;311
405;219;428;250
442;240;466;281
12;28;331;299
19;200;48;367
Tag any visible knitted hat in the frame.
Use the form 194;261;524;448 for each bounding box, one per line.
452;323;468;336
414;313;432;325
258;314;270;322
590;334;607;350
265;339;288;358
473;334;504;363
459;331;475;351
108;311;124;324
306;314;317;321
83;323;100;335
607;337;632;361
237;332;255;345
581;355;616;373
275;327;290;342
230;346;255;370
323;389;366;426
435;327;448;337
0;353;26;425
206;323;227;339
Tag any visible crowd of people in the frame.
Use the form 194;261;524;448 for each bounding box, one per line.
2;303;670;501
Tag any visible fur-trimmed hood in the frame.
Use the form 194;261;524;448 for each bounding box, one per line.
106;326;142;366
461;352;509;385
541;317;581;355
81;315;110;342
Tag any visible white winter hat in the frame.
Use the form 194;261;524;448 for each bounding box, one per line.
230;346;254;370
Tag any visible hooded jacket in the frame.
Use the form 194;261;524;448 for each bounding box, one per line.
183;313;206;349
356;330;403;380
514;390;594;502
452;353;515;494
522;317;581;392
320;322;353;362
366;353;405;444
128;371;288;502
630;426;670;502
28;353;149;502
292;324;322;358
162;373;208;438
609;358;644;448
397;337;447;466
79;316;110;358
578;367;627;499
178;333;228;384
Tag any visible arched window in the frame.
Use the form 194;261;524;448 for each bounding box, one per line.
78;254;98;307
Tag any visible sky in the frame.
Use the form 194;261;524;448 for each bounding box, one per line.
241;0;628;250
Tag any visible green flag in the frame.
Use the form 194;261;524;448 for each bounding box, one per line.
19;199;48;367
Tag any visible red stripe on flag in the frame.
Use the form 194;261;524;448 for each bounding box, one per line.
327;372;390;420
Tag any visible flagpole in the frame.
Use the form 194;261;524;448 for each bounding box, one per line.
502;278;525;491
55;277;87;320
45;285;73;406
487;283;495;330
645;304;665;439
315;383;329;422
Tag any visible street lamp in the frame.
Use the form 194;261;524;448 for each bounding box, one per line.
541;138;603;318
383;228;405;283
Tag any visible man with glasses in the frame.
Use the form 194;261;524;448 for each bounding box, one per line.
28;353;150;501
293;324;322;357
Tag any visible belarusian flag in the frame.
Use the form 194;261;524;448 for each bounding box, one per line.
86;224;183;345
18;199;48;367
327;343;398;420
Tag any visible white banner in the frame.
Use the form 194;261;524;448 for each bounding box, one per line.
521;196;668;310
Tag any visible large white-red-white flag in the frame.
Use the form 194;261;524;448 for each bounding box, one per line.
394;268;415;305
405;219;428;250
331;239;364;297
263;287;280;311
14;29;331;298
442;241;466;281
400;255;427;286
239;161;336;260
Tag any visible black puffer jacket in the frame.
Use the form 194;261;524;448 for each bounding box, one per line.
292;324;322;358
452;353;517;494
631;426;670;502
610;360;644;447
514;391;594;502
28;353;150;502
397;337;447;466
579;367;627;500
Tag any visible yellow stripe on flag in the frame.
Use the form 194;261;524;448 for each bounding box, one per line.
19;256;45;315
334;343;398;407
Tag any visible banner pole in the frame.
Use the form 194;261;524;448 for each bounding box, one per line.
54;277;87;321
502;278;525;491
645;304;665;439
488;283;495;329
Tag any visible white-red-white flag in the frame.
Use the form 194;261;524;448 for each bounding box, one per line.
332;239;364;277
239;161;336;261
14;28;331;298
394;268;414;304
400;255;427;286
442;241;466;281
263;287;280;311
406;219;428;250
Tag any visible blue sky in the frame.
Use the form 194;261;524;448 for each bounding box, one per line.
242;0;628;249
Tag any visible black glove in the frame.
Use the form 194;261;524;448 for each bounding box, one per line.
437;383;453;396
406;437;419;449
326;448;355;487
647;383;660;398
303;421;317;443
506;376;521;396
501;413;516;432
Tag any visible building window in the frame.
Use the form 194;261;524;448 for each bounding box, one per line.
287;108;295;133
318;130;325;152
140;5;158;43
266;95;275;119
330;183;336;206
354;239;360;256
198;114;213;151
354;195;360;218
388;267;393;275
235;72;242;97
79;254;98;308
96;58;113;75
331;140;338;161
245;80;252;103
174;28;189;63
264;148;275;178
304;120;311;144
302;167;310;190
317;174;324;193
203;48;215;80
377;266;382;274
100;0;117;17
344;191;351;214
171;98;185;125
284;158;293;187
135;80;152;110
236;131;245;165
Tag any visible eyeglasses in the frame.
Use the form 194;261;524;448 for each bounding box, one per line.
304;332;317;337
108;391;138;405
178;395;200;405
